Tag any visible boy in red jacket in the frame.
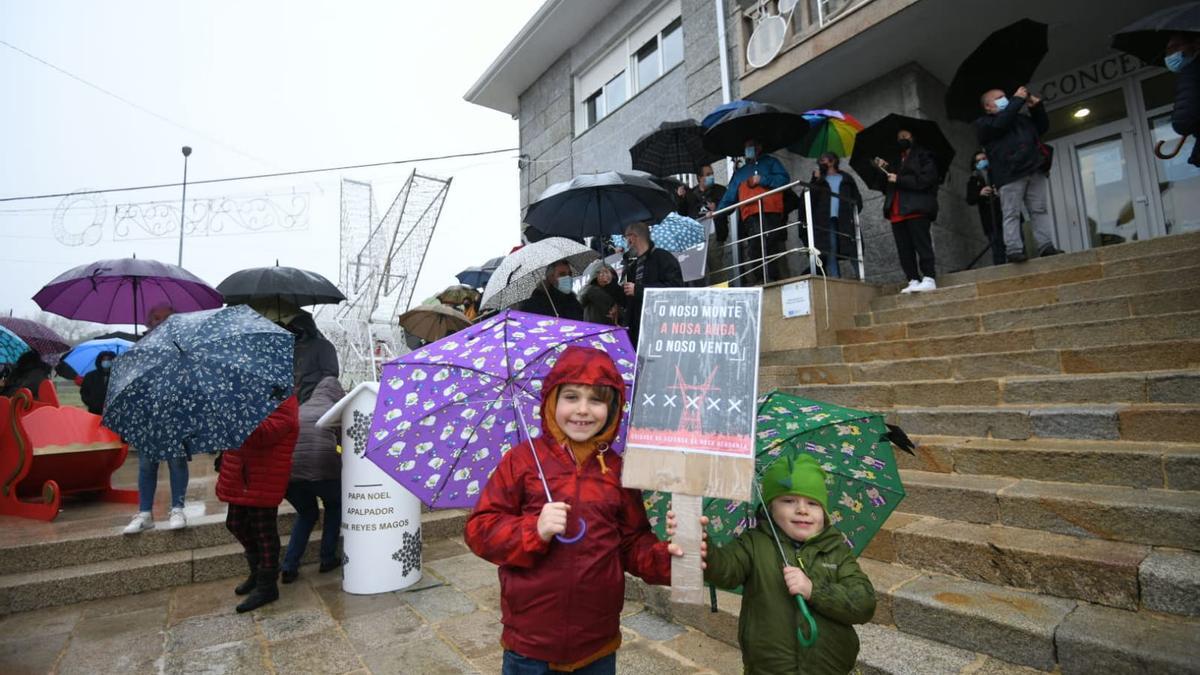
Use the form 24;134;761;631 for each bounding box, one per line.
216;395;300;613
465;346;682;674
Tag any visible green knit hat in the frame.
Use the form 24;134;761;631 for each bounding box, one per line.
759;454;829;512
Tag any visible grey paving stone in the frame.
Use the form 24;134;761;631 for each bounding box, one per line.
166;612;256;653
267;630;363;675
403;584;477;623
663;630;744;674
359;625;477;675
622;610;688;641
163;639;269;675
0;630;68;675
425;552;499;591
435;609;504;659
340;605;425;653
0;604;81;641
257;607;336;643
616;640;703;674
71;606;166;643
314;583;408;621
856;623;978;675
1139;549;1200;617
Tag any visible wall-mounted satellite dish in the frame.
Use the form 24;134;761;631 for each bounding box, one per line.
778;0;799;14
747;14;787;69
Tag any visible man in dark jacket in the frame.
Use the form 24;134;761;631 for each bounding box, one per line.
285;312;339;405
621;221;684;348
810;152;864;278
80;350;117;415
0;350;52;400
878;129;940;293
684;164;730;285
518;261;584;321
1167;32;1200;168
976;86;1060;262
282;376;344;584
966;149;1008;266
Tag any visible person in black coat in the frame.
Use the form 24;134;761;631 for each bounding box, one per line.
80;350;117;415
1167;32;1200;168
875;129;940;293
966;149;1008;266
1;350;52;400
285;312;339;405
976;86;1059;261
684;164;730;285
810;152;864;278
518;260;584;321
621;221;684;347
579;265;624;325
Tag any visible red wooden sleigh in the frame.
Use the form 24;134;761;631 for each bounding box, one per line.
0;382;137;521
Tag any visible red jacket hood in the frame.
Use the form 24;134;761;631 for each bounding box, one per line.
539;346;626;444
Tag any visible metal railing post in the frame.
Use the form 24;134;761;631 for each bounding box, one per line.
729;210;741;285
854;206;866;280
757;197;767;284
803;188;817;276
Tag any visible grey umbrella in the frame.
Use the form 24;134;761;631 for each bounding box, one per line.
480;238;600;312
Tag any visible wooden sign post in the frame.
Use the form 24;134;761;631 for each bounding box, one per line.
622;287;762;603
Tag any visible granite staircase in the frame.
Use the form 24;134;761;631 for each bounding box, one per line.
636;231;1200;674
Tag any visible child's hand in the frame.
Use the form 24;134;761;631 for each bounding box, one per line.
663;513;708;568
537;502;570;542
783;566;812;599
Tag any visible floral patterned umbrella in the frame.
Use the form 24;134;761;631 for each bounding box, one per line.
365;310;635;509
102;305;294;460
646;390;906;556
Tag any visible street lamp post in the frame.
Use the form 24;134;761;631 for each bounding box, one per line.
178;145;192;266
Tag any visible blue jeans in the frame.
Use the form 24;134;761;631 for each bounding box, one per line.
137;453;189;512
502;651;616;675
282;479;341;572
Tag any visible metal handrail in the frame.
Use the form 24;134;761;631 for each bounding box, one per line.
698;178;866;283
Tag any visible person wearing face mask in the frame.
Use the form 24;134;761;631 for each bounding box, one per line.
810;152;863;278
620;221;683;348
965;149;1009;266
1166;32;1200;168
976;86;1061;262
875;130;940;293
80;350;117;415
682;164;730;285
519;260;585;321
717;138;792;285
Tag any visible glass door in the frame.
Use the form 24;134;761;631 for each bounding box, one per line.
1147;112;1200;236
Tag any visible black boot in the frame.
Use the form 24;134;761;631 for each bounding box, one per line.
234;553;259;596
236;567;279;613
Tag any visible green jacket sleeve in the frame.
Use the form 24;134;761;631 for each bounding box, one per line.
703;534;756;590
807;554;876;626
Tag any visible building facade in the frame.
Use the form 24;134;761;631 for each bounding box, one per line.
467;0;1197;283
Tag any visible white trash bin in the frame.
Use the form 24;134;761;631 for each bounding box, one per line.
316;382;422;595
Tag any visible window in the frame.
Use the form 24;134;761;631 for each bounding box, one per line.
585;90;604;128
605;72;627;115
636;39;660;91
661;19;683;71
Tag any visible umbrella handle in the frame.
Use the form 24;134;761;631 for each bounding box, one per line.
1155;137;1187;160
795;595;819;648
555;517;587;544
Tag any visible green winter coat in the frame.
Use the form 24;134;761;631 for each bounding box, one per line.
705;518;876;675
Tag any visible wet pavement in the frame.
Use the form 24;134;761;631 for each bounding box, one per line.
0;535;744;674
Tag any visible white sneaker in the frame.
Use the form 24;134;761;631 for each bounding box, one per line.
123;512;155;535
168;507;187;530
911;277;937;293
899;279;921;294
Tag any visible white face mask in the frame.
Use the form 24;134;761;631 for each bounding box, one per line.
556;276;573;294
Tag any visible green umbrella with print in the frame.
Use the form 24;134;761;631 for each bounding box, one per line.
646;390;906;553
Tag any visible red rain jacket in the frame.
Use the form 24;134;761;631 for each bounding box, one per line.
464;346;671;666
217;397;299;507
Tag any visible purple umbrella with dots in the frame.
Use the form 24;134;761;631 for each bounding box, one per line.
365;310;636;511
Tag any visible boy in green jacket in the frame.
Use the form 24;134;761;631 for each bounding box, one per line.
704;454;876;674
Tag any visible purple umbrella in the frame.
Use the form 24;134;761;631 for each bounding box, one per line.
0;317;70;357
33;257;223;329
366;310;635;512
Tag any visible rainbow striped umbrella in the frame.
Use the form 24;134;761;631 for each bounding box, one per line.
789;109;864;158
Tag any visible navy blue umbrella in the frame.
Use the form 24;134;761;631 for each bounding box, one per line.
702;99;755;129
455;256;505;289
102;305;294;460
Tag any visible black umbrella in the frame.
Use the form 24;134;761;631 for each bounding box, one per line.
630;120;723;177
849;114;956;193
1112;2;1200;66
217;263;346;307
523;171;676;239
945;19;1049;124
702;101;809;157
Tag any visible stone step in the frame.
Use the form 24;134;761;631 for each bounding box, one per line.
841;311;1200;364
1055;602;1200;675
845;286;1200;343
762;340;1200;386
870;262;1103;314
932;230;1200;293
772;370;1200;408
898;436;1200;490
856;623;1049;675
898;470;1200;549
863;513;1150;611
0;507;467;578
890;403;1200;443
864;262;1200;327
